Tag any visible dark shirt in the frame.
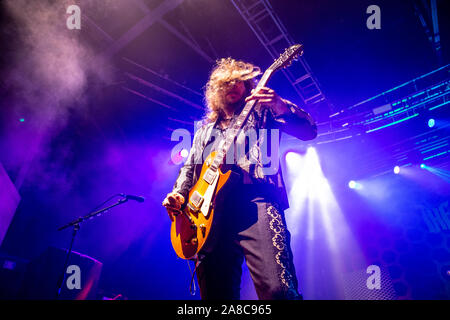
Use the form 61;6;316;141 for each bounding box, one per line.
172;100;317;210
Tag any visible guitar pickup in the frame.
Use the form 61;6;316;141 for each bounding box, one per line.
202;168;217;185
189;191;204;210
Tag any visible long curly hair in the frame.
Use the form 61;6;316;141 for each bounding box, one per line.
204;58;261;123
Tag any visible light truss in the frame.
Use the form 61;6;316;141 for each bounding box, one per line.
413;0;442;65
100;0;186;59
230;0;329;109
308;64;450;144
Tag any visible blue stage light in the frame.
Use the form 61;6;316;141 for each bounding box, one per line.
348;180;363;190
394;166;400;174
428;118;435;128
420;164;426;169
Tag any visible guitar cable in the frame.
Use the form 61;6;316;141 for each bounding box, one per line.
187;258;202;296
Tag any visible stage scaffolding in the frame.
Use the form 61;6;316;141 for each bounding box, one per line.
297;64;450;178
230;0;332;118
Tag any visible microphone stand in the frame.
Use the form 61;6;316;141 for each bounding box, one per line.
55;196;129;299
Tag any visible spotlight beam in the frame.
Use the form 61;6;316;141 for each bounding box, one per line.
285;148;366;299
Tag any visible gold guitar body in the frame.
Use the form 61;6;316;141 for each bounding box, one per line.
170;152;231;259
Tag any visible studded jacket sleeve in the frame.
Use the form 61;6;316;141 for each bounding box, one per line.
272;99;317;141
172;126;205;201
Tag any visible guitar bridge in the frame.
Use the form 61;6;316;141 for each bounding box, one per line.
203;168;217;185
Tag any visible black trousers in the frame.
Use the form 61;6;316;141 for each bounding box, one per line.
196;183;302;300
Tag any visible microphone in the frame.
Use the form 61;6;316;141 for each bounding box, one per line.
120;194;145;203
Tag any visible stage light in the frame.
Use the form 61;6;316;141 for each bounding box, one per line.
394;166;400;174
420;164;426;169
283;147;366;299
19;118;25;122
285;151;295;163
428;118;435;128
423;166;450;183
171;148;189;165
180;149;189;158
348;180;362;190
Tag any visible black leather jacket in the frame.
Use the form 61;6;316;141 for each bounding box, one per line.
172;100;317;210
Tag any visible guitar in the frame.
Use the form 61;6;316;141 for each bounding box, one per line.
171;44;304;259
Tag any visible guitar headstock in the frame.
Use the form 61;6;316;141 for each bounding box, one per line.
269;44;304;72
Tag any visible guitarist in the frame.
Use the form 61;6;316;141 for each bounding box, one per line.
163;58;317;300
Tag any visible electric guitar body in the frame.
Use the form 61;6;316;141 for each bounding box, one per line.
171;152;231;260
170;44;304;259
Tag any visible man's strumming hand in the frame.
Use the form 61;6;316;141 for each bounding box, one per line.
162;192;185;221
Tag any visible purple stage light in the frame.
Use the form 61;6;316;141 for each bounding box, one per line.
171;149;188;165
180;149;189;158
348;180;363;190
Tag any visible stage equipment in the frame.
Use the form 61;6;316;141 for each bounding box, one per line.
19;247;102;300
0;163;21;247
55;193;144;298
0;253;29;299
